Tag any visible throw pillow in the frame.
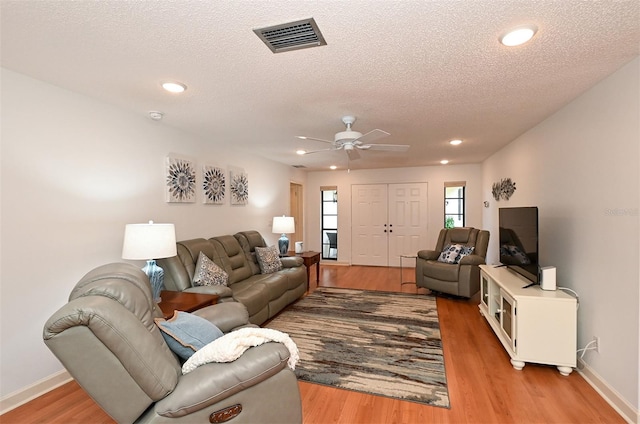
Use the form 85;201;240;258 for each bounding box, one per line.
193;251;228;286
255;245;283;274
438;244;475;264
155;311;224;360
438;244;464;264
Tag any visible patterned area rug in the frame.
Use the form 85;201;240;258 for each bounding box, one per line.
266;287;450;408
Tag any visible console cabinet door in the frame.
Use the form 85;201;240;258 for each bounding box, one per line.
500;290;516;352
480;273;489;309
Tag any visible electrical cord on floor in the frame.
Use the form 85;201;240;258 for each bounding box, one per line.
557;286;580;310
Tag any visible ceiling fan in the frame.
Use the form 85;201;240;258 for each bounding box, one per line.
296;116;409;160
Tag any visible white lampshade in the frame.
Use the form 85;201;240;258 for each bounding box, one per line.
122;221;177;260
272;216;295;234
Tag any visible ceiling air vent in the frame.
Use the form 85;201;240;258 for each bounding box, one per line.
253;18;327;54
292;165;307;169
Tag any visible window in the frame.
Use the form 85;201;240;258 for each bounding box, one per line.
444;182;465;228
321;187;338;260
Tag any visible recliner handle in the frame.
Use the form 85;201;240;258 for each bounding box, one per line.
210;404;242;423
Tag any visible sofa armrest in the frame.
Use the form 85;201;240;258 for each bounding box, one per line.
459;254;486;266
281;256;304;268
183;284;234;299
193;302;251;333
154;342;291;418
417;250;439;261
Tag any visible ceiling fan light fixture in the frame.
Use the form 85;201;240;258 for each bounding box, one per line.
162;81;187;93
335;130;362;143
500;25;537;47
449;139;462;145
296;115;407;163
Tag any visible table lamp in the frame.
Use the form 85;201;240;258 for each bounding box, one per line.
272;216;295;256
122;221;177;302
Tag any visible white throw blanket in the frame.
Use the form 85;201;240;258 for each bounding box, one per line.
182;327;299;374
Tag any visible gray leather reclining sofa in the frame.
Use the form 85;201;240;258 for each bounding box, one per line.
43;263;302;423
158;230;307;325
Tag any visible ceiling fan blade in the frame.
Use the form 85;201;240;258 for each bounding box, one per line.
296;135;334;144
353;129;390;145
302;148;335;155
346;148;361;160
364;143;410;152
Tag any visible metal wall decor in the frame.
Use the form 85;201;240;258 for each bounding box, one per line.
166;156;196;203
492;178;516;201
202;165;226;204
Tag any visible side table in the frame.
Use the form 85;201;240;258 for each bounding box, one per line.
400;255;417;287
288;251;321;290
157;291;219;319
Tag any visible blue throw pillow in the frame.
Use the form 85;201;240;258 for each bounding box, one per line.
154;311;224;360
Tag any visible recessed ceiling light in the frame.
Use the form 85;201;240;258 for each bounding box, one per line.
330;165;337;170
148;111;164;121
440;160;449;165
162;82;187;93
449;139;462;145
296;150;306;155
500;25;537;47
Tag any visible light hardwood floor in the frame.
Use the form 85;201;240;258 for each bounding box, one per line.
2;265;624;423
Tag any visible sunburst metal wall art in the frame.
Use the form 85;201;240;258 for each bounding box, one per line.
166;156;196;203
203;165;226;204
230;170;249;206
492;178;517;201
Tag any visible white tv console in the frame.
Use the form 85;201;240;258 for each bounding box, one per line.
478;265;577;376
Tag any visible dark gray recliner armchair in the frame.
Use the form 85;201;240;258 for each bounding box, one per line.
415;227;490;298
43;263;302;423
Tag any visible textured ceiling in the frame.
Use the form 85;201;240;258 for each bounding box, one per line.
2;0;639;171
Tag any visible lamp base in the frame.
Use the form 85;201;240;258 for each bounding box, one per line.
278;234;289;256
142;259;164;303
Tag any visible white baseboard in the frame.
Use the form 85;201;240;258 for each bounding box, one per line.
0;369;72;415
320;260;350;266
577;358;639;424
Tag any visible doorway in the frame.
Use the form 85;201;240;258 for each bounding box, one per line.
321;187;338;260
289;182;303;246
351;183;428;267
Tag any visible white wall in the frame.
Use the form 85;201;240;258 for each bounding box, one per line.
0;69;306;398
482;58;639;412
304;165;483;263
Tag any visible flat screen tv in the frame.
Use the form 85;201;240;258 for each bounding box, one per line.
499;206;539;285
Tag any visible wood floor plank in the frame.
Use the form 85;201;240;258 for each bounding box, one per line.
1;264;625;423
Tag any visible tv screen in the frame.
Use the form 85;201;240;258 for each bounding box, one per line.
499;207;539;284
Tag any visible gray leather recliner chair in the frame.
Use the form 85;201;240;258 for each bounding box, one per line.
43;263;302;423
415;227;490;298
